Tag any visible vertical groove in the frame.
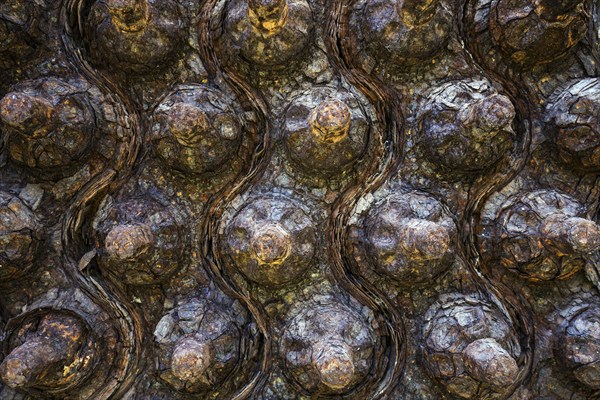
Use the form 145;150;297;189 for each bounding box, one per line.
459;0;537;396
57;1;145;398
197;0;275;397
324;1;407;397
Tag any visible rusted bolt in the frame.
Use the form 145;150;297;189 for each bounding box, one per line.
0;92;54;139
105;223;154;261
0;314;84;390
309;99;352;143
463;338;519;388
106;0;150;32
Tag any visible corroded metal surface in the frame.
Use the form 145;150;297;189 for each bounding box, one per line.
0;0;599;399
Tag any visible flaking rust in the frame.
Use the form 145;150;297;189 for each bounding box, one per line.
0;0;599;399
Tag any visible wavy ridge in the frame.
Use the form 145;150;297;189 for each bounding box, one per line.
324;1;407;397
58;1;145;397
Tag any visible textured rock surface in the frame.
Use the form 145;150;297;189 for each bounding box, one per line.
0;0;599;399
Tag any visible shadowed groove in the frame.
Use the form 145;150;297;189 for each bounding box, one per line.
197;0;275;397
324;1;407;397
56;1;146;397
458;1;538;397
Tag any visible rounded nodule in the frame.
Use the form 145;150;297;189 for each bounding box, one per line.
106;0;150;32
170;336;212;384
0;314;84;389
459;94;515;139
0;92;54;138
312;341;355;390
463;338;519;388
400;0;438;26
309;100;352;143
398;219;450;261
166;103;210;147
105;223;154;261
248;0;288;33
252;223;291;265
540;215;600;255
535;0;583;19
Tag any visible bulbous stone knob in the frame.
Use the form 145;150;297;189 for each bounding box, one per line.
490;0;587;67
224;0;313;67
540;215;600;255
251;223;291;264
104;223;154;261
154;298;247;394
0;191;40;281
85;0;184;74
283;89;369;178
94;195;186;285
360;0;452;67
0;1;39;71
281;303;375;395
166;103;210;147
399;0;438;26
422;294;521;399
545;78;600;171
312;340;355;390
170;336;213;384
462;338;519;388
490;190;600;281
223;195;315;287
0;78;94;175
0;314;86;390
0;92;54;138
397;219;450;261
536;0;584;18
418;79;516;178
106;0;150;32
308;99;351;143
248;0;288;34
152;85;243;176
456;93;515;139
362;191;456;284
557;305;600;389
